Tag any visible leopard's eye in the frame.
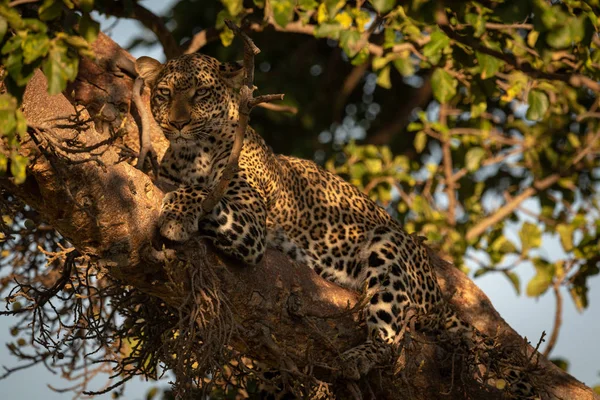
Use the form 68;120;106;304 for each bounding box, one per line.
158;88;171;97
194;87;209;100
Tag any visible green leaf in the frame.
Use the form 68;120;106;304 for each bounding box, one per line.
526;258;554;297
270;0;295;27
0;17;7;44
9;153;28;185
22;33;50;64
39;0;62;21
465;147;486;172
369;0;395;14
414;131;427;153
464;12;485;37
475;51;504;79
473;268;488;278
42;44;79;94
4;50;35;86
220;0;243;17
556;224;574;252
350;47;369;65
422;30;450;65
340;30;361;57
550;358;569;372
431;68;457;103
526;90;549;121
324;0;343;17
470;101;486;118
299;0;318;10
364;158;382;174
569;261;599;311
546;16;586;49
0;4;25;29
2;35;22;55
519;222;542;254
393;57;415;77
79;0;94;13
0;94;19;138
22;18;48;33
503;271;521;295
376;64;392;89
490;236;517;254
314;22;341;39
79;13;99;43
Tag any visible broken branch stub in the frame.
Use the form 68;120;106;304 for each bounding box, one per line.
200;21;284;215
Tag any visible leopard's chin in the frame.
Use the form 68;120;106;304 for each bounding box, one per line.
163;131;194;144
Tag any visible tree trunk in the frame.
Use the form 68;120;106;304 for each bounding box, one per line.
0;33;597;400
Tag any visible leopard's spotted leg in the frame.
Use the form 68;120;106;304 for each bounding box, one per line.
197;179;268;265
339;227;433;379
159;185;208;242
158;177;268;265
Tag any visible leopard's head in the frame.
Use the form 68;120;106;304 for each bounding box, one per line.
135;53;244;143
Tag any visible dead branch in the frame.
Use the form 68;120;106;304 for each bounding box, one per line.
200;21;284;215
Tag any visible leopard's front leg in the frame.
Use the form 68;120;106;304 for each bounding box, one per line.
159;179;268;265
159;186;209;242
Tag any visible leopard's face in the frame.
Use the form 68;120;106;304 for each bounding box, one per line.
135;53;243;144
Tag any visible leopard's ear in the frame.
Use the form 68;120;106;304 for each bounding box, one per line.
135;56;163;87
219;60;244;89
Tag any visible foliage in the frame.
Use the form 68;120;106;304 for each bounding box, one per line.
0;0;600;396
0;0;98;182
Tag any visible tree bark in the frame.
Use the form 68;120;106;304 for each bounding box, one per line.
0;33;597;400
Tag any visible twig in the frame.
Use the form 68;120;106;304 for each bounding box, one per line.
101;2;181;59
184;27;220;54
543;281;563;358
8;0;39;6
440;105;456;226
200;21;284;214
256;102;298;114
465;174;560;241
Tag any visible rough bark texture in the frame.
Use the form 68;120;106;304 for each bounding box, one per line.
0;33;597;400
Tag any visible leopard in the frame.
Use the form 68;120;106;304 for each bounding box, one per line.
135;52;539;399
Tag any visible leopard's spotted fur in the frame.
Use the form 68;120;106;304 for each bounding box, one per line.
135;53;538;398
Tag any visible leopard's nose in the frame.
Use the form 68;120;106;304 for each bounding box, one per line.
169;119;190;130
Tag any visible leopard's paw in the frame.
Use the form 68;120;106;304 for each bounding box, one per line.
158;212;194;242
339;341;393;380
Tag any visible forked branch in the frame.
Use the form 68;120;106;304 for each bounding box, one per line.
200;21;284;214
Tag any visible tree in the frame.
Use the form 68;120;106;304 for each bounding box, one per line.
0;0;599;398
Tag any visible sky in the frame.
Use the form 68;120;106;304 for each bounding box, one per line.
0;1;599;398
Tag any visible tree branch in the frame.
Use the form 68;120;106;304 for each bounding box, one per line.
183;27;220;54
436;17;600;93
543;280;563;358
440;104;456;226
200;21;284;215
465;174;560;241
100;2;181;59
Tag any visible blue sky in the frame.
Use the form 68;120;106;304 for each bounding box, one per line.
0;1;598;398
